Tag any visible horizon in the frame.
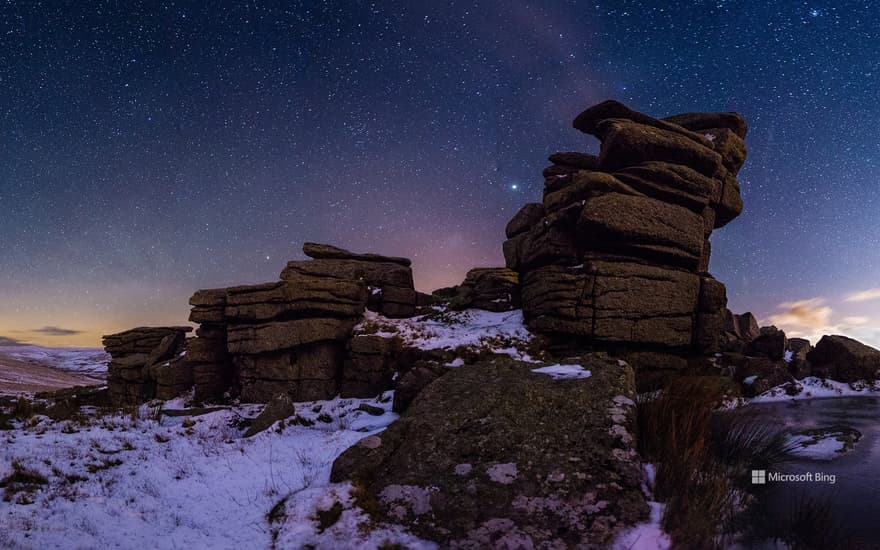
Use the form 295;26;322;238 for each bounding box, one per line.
2;2;879;348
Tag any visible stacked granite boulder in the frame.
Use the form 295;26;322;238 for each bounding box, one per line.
182;243;418;403
503;100;746;355
185;289;233;402
282;243;417;318
103;326;192;404
432;267;520;312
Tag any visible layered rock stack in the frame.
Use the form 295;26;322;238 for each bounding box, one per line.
181;243;417;403
432;267;520;312
281;243;417;318
185;289;233;402
503;100;747;356
103;326;192;404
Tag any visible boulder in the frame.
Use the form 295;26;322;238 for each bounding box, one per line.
332;354;647;547
736;357;794;397
103;326;193;405
807;335;880;383
341;335;402;398
547;151;599;170
244;394;296;437
439;267;520;312
504;203;546;239
392;360;447;413
302;242;411;267
748;326;787;361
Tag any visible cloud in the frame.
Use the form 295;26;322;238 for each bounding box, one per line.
844;288;880;302
842;316;870;326
31;326;84;337
0;336;27;346
767;298;832;328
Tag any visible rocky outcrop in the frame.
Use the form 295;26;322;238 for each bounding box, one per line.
748;326;787;361
332;354;647;547
786;338;812;379
281;243;417;318
432;267;520;312
186;289;233;402
179;243;418;403
503;100;746;358
808;335;880;382
103;326;192;404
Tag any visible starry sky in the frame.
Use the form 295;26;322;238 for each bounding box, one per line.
2;1;879;348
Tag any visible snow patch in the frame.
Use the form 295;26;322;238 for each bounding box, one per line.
530;364;591;380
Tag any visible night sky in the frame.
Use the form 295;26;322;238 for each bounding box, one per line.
2;1;879;347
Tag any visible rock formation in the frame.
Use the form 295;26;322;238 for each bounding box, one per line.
432;267;520;312
808;335;880;382
503;101;746;364
178;243;417;403
103;326;192;404
332;354;647;548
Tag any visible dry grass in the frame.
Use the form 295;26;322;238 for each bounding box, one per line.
637;376;796;549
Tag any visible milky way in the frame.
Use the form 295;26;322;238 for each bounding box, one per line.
2;2;878;346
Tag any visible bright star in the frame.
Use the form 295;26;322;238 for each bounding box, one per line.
510;184;518;190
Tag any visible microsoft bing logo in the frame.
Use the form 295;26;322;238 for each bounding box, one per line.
751;470;766;485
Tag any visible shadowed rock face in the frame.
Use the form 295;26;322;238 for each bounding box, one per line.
503;100;747;355
103;326;192;404
331;354;647;548
432;267;521;312
808;335;880;382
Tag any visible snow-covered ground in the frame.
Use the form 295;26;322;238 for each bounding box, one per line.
751;376;880;403
0;346;108;379
355;308;538;362
0;392;433;549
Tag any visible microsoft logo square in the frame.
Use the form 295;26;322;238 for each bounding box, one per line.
751;470;766;484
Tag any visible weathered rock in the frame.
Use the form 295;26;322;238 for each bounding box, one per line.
392;360;447;413
662;111;748;140
574;100;713;148
226;317;357;355
807;335;880;383
502;203;580;272
595;118;722;177
342;335;402;398
333;355;647;547
281;248;415;318
244;394;296;437
236;343;344;402
786;337;813;379
302;242;411;267
439;268;520;312
504;203;546;239
224;279;366;321
102;326;192;357
613;161;718;212
577;192;704;270
748;326;787;361
736;357;794;397
503;101;745;360
521;261;700;348
103;326;193;405
547;151;599;170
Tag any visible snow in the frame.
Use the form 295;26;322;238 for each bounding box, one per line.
743;375;757;385
786;433;847;460
354;308;537;362
783;350;793;363
751;376;880;403
0;346;108;378
0;392;433;549
530;364;591;380
613;463;671;550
